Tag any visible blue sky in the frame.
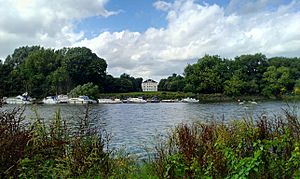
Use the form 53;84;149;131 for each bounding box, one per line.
76;0;231;38
75;0;292;39
0;0;300;80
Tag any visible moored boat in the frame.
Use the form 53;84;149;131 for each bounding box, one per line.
147;96;160;103
68;96;97;104
5;92;35;104
57;94;69;103
161;99;179;103
98;98;122;104
181;97;199;103
127;97;147;103
42;96;59;104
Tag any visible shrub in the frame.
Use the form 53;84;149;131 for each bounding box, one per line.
0;107;31;178
153;111;300;178
69;82;99;99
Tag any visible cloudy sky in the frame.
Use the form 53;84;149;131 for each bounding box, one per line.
0;0;300;80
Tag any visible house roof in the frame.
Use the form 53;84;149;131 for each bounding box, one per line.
143;79;157;83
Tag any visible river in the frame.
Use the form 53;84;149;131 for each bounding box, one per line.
2;100;299;158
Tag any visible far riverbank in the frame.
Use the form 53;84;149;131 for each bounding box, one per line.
98;91;300;103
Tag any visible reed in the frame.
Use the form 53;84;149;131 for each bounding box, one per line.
152;110;300;178
1;104;300;178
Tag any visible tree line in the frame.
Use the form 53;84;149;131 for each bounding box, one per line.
1;46;300;99
0;46;142;98
159;54;300;97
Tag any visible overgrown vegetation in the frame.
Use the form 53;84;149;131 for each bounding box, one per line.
0;105;138;178
69;82;99;99
152;109;300;178
1;104;300;178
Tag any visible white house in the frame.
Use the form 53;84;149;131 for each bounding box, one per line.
142;79;158;92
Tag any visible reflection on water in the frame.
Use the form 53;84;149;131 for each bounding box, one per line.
2;101;299;158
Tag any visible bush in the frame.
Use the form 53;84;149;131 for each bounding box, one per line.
153;110;300;178
0;107;31;178
69;82;99;99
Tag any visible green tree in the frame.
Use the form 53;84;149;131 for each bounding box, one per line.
184;55;228;93
0;63;14;96
69;83;99;99
158;74;185;92
262;66;292;97
19;49;59;98
294;78;300;94
62;47;107;89
233;53;268;94
47;67;71;95
4;46;42;68
224;74;246;96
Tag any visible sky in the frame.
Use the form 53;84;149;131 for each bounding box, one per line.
0;0;300;81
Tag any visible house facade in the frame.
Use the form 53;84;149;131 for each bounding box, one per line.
142;79;158;92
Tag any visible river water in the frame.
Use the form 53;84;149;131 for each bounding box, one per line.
2;101;300;158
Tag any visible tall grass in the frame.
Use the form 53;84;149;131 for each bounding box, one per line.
0;105;137;178
0;106;30;178
1;104;300;178
152;110;300;178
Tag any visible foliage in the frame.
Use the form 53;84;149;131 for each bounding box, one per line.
103;73;143;93
184;55;228;94
0;105;142;178
158;73;185;92
0;46;146;98
152;110;300;178
262;66;292;97
224;74;246;96
69;82;99;99
2;104;300;178
62;47;107;88
2;46;300;99
0;107;30;178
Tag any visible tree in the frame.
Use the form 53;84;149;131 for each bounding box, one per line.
5;46;42;68
233;53;268;94
62;47;107;89
184;55;228;93
224;75;246;96
19;49;59;98
69;83;99;99
158;74;185;92
294;78;300;95
262;66;292;97
48;67;71;95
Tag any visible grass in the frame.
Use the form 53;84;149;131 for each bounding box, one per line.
1;104;300;178
151;108;300;178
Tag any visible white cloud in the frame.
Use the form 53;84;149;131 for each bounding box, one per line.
0;0;115;58
75;0;300;80
153;1;172;11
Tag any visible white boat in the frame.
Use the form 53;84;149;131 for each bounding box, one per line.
249;101;258;105
57;94;69;103
5;92;35;104
238;100;257;105
161;99;179;103
181;97;199;103
68;96;97;104
42;96;59;104
147;96;160;103
127;97;147;103
98;98;122;104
